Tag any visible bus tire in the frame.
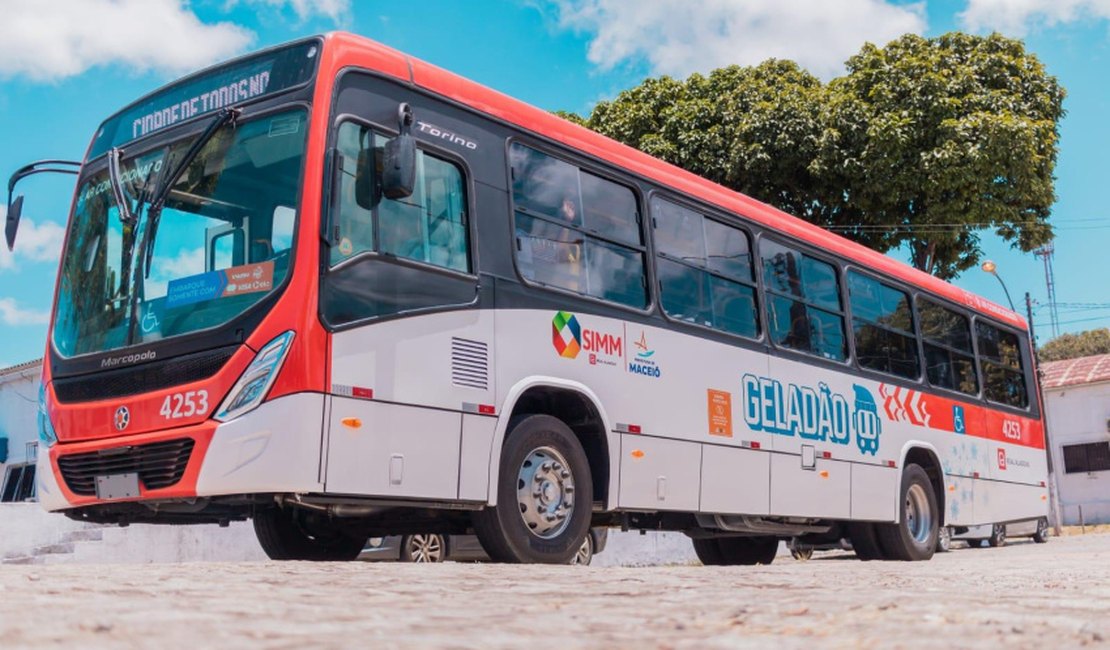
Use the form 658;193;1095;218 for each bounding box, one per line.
717;536;778;565
1032;518;1049;544
692;538;726;566
875;464;938;561
847;522;885;561
472;414;593;564
253;507;365;561
987;524;1006;548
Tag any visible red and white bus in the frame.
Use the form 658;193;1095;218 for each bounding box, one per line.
9;33;1048;563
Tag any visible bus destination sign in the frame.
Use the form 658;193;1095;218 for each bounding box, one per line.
88;39;319;160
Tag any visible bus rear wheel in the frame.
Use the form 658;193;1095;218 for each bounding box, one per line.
848;522;886;561
253;506;365;561
472;414;593;564
875;464;938;561
692;538;725;566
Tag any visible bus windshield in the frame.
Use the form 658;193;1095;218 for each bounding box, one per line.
53;109;307;358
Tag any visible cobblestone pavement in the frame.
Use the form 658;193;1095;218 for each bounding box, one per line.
0;533;1106;649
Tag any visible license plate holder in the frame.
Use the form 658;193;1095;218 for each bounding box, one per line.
95;473;140;500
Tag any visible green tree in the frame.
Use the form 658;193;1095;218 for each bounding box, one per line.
1039;329;1110;363
576;32;1065;280
585;61;844;227
829;33;1065;279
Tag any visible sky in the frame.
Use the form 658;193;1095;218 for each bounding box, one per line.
2;0;1109;367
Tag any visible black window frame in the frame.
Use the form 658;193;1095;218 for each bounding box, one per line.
506;138;651;314
845;267;923;382
914;295;982;399
326;115;477;276
649;193;761;341
319;111;481;331
974;317;1032;411
1062;441;1110;474
757;234;850;364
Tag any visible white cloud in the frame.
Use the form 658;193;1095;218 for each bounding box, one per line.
145;247;206;297
229;0;350;23
959;0;1110;36
0;298;49;326
0;0;254;81
0;206;67;272
551;0;927;80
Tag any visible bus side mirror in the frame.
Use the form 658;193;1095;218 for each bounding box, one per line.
5;195;24;251
381;103;416;200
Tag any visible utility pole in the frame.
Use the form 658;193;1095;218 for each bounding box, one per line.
1034;244;1059;339
1027;291;1063;535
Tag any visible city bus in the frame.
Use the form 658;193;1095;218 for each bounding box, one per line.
8;32;1049;564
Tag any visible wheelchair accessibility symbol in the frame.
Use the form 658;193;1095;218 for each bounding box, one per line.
953;405;966;434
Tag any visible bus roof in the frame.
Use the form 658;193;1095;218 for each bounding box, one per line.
322;32;1027;331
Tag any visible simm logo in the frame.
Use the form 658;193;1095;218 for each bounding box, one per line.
552;311;582;359
551;312;624;365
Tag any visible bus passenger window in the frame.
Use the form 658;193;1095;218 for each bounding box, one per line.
511;143;646;309
330;121;469;274
848;272;920;379
976;321;1028;408
651;197;758;339
918;298;978;396
760;240;845;361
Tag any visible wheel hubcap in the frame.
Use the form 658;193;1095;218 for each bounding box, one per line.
905;484;933;544
410;534;443;562
517;446;575;539
572;538;592;565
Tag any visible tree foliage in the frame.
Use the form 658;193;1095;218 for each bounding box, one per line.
1038;329;1110;363
576;33;1065;280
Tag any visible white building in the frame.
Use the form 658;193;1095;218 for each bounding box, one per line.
1042;353;1110;525
0;359;42;502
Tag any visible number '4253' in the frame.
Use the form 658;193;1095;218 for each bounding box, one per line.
160;390;210;419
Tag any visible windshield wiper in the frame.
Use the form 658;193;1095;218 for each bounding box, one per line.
107;148;137;225
125;107;240;345
141;107;240;279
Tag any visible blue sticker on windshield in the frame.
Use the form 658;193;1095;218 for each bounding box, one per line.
165;270;228;308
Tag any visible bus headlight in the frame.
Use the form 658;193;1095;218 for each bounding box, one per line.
215;331;295;422
38;382;58;447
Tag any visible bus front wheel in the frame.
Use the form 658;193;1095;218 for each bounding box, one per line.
473;414;594;564
875;464;938;561
253;506;366;561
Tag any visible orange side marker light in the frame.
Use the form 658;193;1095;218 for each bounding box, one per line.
819;470;829;479
341;417;363;429
631;450;645;459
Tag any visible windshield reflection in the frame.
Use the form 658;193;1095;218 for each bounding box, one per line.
53;110;307;358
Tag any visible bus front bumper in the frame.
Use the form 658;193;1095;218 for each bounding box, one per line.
38;393;325;513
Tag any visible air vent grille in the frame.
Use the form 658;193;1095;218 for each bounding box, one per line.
451;337;489;390
57;438;194;496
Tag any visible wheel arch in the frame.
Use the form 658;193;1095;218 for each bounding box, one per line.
898;442;946;526
488;376;618;510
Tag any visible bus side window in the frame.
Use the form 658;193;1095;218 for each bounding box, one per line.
848;271;920;379
510;143;646;309
651;197;758;339
918;298;978;396
976;321;1028;408
760;240;846;361
330;121;470;274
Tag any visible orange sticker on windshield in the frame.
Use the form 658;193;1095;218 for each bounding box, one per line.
222;260;274;297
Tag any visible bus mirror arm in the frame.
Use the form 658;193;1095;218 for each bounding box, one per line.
381;103;416;200
5;159;81;251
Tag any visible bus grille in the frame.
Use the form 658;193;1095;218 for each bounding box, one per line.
56;438;195;496
53;346;237;403
451;337;489;390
